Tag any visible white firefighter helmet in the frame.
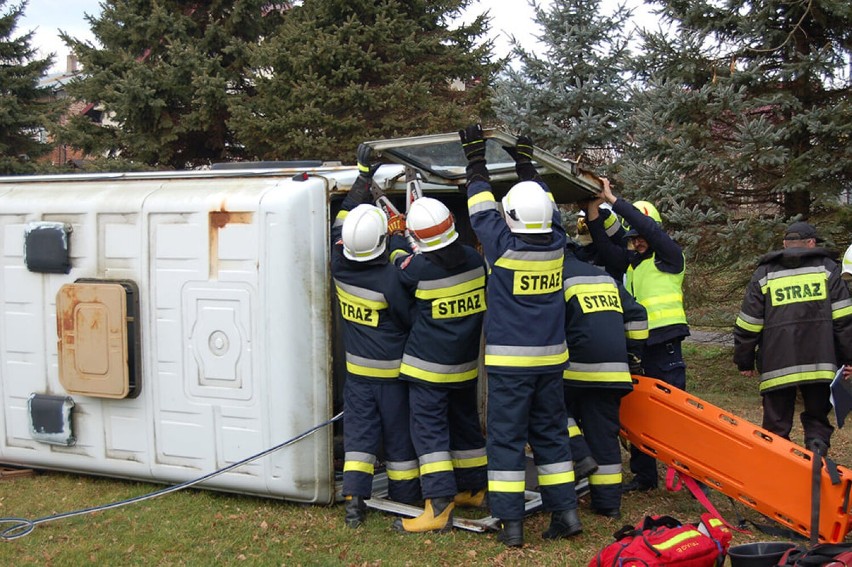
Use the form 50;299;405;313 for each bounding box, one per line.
501;181;553;234
406;197;458;252
843;243;852;281
341;204;388;261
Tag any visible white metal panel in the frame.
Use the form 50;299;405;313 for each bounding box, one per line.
0;182;155;475
0;173;335;503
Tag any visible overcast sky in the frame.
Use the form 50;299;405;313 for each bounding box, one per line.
18;0;656;74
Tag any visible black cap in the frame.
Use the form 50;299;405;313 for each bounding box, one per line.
784;221;820;241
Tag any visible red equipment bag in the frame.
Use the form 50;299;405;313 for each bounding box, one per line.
588;513;732;567
776;543;852;566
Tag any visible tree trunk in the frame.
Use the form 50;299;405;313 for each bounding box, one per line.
784;189;811;219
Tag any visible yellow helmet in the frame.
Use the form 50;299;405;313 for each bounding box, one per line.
633;201;662;224
624;200;662;237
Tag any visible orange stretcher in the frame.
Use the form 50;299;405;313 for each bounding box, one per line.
620;375;852;543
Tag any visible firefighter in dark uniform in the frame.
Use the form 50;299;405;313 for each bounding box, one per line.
575;202;627;281
459;125;582;547
586;179;690;492
567;202;628;478
386;197;488;533
331;145;421;528
562;240;648;518
734;221;852;454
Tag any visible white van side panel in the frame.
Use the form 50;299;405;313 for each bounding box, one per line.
0;174;334;503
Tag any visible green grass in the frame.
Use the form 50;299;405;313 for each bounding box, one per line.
1;342;848;566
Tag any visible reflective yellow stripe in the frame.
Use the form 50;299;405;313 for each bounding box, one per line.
642;293;683;306
761;370;835;391
628;256;687;330
390;248;409;262
387;468;420;481
538;470;574;486
485;350;568;368
494;257;564;271
344;461;374;474
346;361;400;378
453;455;487;469
735;316;763;333
399;362;478;384
654;529;704;551
335;286;388;311
834;305;852;319
415;276;486;300
562;370;633;383
567;424;582;437
626;329;649;340
648;307;686;323
420;461;454;475
488;479;526;493
589;472;622;485
468;191;495;207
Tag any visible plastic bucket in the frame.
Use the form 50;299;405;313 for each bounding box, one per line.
728;541;797;567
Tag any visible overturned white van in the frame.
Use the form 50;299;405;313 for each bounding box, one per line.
0;131;599;504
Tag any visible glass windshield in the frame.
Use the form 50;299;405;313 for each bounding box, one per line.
365;130;601;203
382;138;513;180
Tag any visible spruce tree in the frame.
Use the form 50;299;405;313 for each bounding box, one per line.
0;0;58;174
619;0;851;244
491;0;634;167
57;1;285;169
230;0;498;162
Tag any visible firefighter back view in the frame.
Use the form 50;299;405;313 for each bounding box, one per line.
388;197;489;533
561;240;648;518
734;222;852;454
586;180;690;492
331;145;421;528
459;125;581;547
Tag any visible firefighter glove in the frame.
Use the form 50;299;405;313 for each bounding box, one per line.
459;124;486;163
459;124;489;184
349;144;380;203
356;143;380;178
387;213;406;236
504;135;539;181
503;135;534;163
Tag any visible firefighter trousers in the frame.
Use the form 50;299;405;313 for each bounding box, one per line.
565;386;627;510
342;377;421;503
408;381;487;499
762;382;833;448
486;371;577;521
631;339;686;486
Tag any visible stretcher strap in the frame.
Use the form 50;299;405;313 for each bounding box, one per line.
665;467;750;533
810;442;824;547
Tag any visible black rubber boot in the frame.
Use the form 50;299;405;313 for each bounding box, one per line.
542;508;583;539
344;495;367;529
592;507;621;519
497;519;524;547
574;456;599;481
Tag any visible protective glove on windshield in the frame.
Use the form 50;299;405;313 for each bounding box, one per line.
458;124;490;184
503;135;540;182
350;143;380;203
